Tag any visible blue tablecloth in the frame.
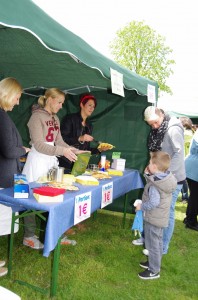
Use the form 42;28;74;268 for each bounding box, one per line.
0;169;143;257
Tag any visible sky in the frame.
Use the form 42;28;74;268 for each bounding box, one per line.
32;0;198;114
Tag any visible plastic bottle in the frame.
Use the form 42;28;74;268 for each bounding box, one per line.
100;155;106;171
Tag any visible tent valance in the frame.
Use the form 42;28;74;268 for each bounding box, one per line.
0;0;158;96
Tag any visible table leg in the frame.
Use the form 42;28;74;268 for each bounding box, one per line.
50;237;61;297
8;212;17;276
7;210;50;295
93;210;98;219
123;193;128;228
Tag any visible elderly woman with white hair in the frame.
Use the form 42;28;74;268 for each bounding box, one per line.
143;106;186;254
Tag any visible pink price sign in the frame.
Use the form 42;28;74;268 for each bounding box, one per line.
74;192;91;225
101;182;113;208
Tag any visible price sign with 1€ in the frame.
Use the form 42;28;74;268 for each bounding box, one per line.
101;182;113;208
74;191;91;225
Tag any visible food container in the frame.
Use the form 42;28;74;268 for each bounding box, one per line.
47;167;57;181
100;155;106;169
63;174;75;185
14;174;29;198
71;152;91;176
75;175;99;185
55;167;65;182
111;158;126;171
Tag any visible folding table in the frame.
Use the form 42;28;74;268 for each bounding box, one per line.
0;169;143;297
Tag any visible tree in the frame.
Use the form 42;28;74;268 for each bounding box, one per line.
110;21;175;95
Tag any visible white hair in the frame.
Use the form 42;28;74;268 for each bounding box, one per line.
144;106;159;122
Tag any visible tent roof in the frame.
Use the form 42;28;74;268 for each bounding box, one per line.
168;111;198;119
0;0;158;96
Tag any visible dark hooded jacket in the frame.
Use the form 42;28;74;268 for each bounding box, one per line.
59;112;99;170
0;109;26;187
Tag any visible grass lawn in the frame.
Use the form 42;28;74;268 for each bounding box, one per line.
0;200;197;300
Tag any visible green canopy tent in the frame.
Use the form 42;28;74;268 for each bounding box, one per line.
0;0;158;212
168;111;198;125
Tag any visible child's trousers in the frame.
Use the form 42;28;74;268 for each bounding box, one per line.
144;221;163;273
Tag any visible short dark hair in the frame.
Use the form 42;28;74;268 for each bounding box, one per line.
179;117;193;130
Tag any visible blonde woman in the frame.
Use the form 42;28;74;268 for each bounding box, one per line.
22;88;87;248
0;77;30;275
23;88;81;181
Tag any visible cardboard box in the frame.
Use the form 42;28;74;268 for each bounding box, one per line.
107;169;123;176
33;186;66;203
33;193;64;203
76;175;99;185
14;174;29;198
111;158;126;171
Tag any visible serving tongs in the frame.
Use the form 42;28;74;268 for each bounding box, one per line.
93;139;102;145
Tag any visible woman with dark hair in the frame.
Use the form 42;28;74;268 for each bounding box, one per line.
58;93;108;171
59;93;109;236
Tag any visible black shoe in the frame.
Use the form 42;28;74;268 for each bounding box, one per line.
139;261;149;269
138;269;160;280
185;223;198;231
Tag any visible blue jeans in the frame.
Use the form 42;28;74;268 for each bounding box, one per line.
163;184;183;254
181;179;189;200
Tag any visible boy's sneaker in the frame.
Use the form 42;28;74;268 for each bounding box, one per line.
23;235;44;250
139;261;149;269
132;237;144;246
138;269;160;280
0;267;8;277
61;236;77;246
143;248;149;256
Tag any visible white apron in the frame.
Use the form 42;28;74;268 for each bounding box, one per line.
22;143;58;182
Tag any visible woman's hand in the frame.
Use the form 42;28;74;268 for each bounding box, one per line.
73;150;91;155
63;148;78;162
22;146;31;153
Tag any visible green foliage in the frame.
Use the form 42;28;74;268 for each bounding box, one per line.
0;202;197;299
110;21;175;95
